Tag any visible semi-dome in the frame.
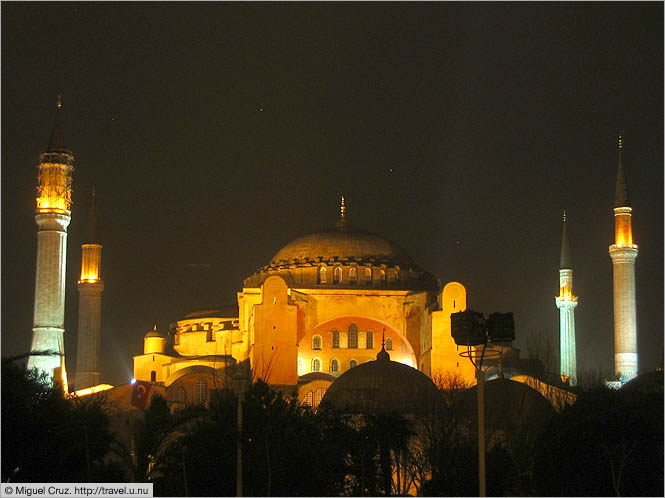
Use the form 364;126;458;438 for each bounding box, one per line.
320;347;440;415
270;229;416;267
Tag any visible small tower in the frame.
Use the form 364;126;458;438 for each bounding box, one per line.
75;189;104;389
609;133;638;382
28;96;74;388
555;211;578;386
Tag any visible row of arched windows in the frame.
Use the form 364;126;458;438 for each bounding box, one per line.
310;357;358;373
317;266;398;285
312;325;391;350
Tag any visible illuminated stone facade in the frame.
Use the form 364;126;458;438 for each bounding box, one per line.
29;98;72;389
132;210;478;404
609;135;638;382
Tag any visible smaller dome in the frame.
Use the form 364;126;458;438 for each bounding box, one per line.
144;325;165;338
321;347;439;415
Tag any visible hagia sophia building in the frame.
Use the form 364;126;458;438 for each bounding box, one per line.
28;99;638;411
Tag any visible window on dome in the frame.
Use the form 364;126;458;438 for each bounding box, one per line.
312;335;322;350
348;324;358;348
194;379;208;405
366;331;374;349
150;371;156;382
332;330;340;348
333;266;342;284
330;358;339;373
312;358;322;372
386;337;393;350
206;325;214;342
365;267;372;283
318;266;327;284
349;267;357;284
349;359;357;368
379;269;386;286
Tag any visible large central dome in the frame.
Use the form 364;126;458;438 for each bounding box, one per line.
270;229;416;267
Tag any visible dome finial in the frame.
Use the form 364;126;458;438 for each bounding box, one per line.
377;328;390;361
562;209;566;223
336;195;348;231
57;94;62;109
618;132;623;150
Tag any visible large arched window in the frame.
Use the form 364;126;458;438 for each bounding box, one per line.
349;359;357;368
318;266;327;284
194;379;208;405
332;330;340;348
312;358;322;372
349;267;357;285
312;335;322;350
348;323;358;349
386;337;393;350
333;266;342;284
150;370;156;382
330;358;339;373
366;331;374;349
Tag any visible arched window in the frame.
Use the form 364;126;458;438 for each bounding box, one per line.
174;387;186;403
314;387;326;407
312;358;321;372
150;370;156;382
386;337;393;350
348;323;358;349
349;267;357;284
333;266;342;284
365;267;372;283
379;269;386;286
366;331;374;349
312;335;322;350
349;359;357;368
330;358;339;373
194;379;208;404
318;266;327;284
332;330;340;349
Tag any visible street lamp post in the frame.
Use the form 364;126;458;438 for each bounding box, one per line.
451;310;514;497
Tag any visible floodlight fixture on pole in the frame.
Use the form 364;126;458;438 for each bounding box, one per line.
451;310;515;497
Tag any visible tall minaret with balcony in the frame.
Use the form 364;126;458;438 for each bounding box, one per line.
609;133;638;382
555;211;578;386
28;96;73;389
75;189;104;389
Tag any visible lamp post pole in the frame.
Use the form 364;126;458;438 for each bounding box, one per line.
234;370;248;497
477;363;486;497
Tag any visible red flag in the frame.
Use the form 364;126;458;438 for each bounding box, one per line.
131;380;152;410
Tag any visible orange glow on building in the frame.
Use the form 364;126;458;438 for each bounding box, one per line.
557;287;577;302
36;161;73;214
613;207;637;248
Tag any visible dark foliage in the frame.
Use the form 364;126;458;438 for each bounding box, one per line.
2;357;122;483
534;386;664;497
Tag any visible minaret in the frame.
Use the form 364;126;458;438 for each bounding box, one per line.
28;96;74;389
609;133;638;382
555;210;578;386
75;189;104;389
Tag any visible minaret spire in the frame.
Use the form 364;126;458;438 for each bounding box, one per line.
76;188;104;389
556;211;578;385
559;210;572;270
609;133;638;382
29;97;75;389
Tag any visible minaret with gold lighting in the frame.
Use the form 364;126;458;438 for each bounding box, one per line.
28;96;73;389
555;210;578;385
609;133;638;382
75;189;104;389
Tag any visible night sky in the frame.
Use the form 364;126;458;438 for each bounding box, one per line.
2;3;662;386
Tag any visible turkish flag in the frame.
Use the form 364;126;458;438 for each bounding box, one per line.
131;381;152;410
